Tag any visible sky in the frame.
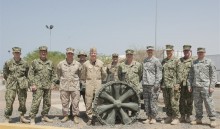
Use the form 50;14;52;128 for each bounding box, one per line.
0;0;220;68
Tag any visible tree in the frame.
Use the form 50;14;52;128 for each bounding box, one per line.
24;50;65;68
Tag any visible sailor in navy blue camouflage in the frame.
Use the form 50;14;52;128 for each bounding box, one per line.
118;49;142;91
142;46;162;124
28;46;57;125
3;47;30;123
187;47;217;128
178;45;193;123
161;45;181;125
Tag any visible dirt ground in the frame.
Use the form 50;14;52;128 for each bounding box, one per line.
0;78;220;129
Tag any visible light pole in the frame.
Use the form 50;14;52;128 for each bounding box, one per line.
46;25;54;50
155;0;158;50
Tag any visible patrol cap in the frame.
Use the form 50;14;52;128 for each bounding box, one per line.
66;47;74;53
12;47;21;53
197;47;206;53
39;46;48;51
165;44;174;50
146;46;154;50
125;49;134;54
183;45;191;51
90;48;97;53
112;53;119;57
78;51;87;58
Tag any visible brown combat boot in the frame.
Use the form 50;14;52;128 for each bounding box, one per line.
30;117;35;125
161;116;172;124
210;120;217;128
179;115;185;123
171;118;179;125
42;116;53;123
73;116;79;124
20;115;30;123
190;119;202;125
61;115;69;123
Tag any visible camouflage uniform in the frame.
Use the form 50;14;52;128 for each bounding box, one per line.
106;53;119;82
57;48;81;117
81;51;106;119
178;45;193;118
3;47;29;118
78;51;87;102
187;48;217;121
118;50;142;89
29;46;56;118
161;45;180;119
142;53;162;119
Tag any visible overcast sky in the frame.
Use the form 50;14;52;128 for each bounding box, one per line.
0;0;219;68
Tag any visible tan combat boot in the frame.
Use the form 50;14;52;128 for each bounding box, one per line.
190;119;202;125
185;115;191;123
4;117;10;123
42;116;53;123
87;119;92;125
171;118;179;125
149;118;156;124
30;117;35;125
179;115;185;123
143;117;151;124
73;116;79;124
20;115;30;123
161;116;172;124
61;115;69;123
210;120;217;128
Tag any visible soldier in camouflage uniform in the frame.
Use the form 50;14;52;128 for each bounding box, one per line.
118;49;142;90
80;48;107;125
57;48;81;124
69;51;87;117
78;51;87;102
187;48;217;128
3;47;30;123
161;45;180;125
28;46;57;125
142;46;162;124
106;53;119;82
178;45;193;123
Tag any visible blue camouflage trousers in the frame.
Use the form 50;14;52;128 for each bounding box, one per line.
162;87;180;118
179;85;193;116
142;85;159;118
193;87;216;120
29;88;51;118
4;88;27;118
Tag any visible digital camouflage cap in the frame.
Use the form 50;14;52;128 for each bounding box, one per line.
197;47;206;52
39;46;48;51
78;51;87;58
183;45;191;51
12;47;21;53
66;47;74;53
165;44;174;50
112;53;119;57
146;46;154;50
125;49;134;54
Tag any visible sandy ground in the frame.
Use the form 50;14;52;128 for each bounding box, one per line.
0;78;220;129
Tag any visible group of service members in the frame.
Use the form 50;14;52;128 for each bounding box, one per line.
3;44;217;128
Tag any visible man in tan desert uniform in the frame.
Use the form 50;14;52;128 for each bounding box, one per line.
81;48;106;125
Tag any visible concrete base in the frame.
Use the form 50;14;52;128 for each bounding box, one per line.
0;123;70;129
